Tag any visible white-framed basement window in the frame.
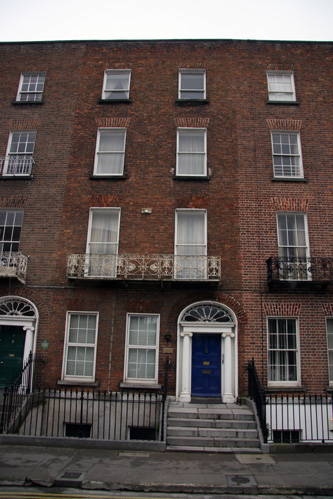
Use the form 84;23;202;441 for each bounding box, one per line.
2;131;36;176
86;208;121;278
267;71;296;102
176;128;207;176
93;128;126;176
271;132;303;178
102;69;131;100
327;318;333;386
62;312;99;382
267;317;300;386
16;73;46;102
124;314;160;384
178;69;206;100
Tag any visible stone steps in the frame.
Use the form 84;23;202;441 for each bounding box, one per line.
166;401;261;453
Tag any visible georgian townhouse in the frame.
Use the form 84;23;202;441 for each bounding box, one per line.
0;39;332;449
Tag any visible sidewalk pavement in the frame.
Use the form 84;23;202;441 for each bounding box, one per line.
1;443;333;496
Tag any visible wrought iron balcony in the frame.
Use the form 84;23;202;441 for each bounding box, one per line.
0;252;28;283
267;257;333;291
0;155;34;176
67;253;221;282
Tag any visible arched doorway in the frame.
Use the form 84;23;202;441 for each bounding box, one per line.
0;296;38;388
176;301;238;403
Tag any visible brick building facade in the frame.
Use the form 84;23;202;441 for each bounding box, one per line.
0;40;332;423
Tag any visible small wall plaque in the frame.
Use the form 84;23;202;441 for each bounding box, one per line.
41;340;50;351
163;347;173;354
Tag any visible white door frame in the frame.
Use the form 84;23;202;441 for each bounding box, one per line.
176;301;238;403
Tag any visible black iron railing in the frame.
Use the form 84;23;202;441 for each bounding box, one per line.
248;358;268;442
0;353;47;433
1;387;165;441
266;394;333;443
267;257;333;285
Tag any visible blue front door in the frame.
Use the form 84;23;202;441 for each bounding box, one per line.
191;334;221;397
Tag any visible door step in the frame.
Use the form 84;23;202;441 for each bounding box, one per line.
166;401;261;453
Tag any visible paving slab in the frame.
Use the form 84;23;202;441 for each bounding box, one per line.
0;444;333;495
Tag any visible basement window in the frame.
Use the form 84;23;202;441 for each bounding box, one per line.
65;423;91;438
129;426;157;441
273;429;300;443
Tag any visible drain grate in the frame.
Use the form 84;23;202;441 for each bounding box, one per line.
55;470;86;487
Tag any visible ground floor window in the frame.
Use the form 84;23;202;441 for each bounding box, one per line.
267;317;299;385
63;312;99;381
125;314;159;383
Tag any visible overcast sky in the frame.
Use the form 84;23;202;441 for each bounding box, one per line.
0;0;332;42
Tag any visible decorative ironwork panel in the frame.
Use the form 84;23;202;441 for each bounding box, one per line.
267;257;333;284
67;254;221;281
0;156;34;176
0;252;28;283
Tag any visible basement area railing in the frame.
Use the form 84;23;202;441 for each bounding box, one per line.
248;359;268;442
266;394;333;444
67;253;221;281
1;387;166;442
248;360;333;444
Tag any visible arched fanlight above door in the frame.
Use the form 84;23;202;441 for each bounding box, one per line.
0;297;37;318
181;303;234;323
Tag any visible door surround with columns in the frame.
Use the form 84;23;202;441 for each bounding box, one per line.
0;296;39;388
176;301;238;403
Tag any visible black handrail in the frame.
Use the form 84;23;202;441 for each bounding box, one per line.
248;358;268;443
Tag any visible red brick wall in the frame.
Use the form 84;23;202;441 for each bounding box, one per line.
0;40;332;396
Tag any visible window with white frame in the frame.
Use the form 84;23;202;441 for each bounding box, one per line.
86;208;121;278
268;317;299;385
102;70;131;100
93;129;126;176
277;213;310;281
177;128;207;176
178;69;206;100
175;209;207;279
2;131;36;176
16;73;46;102
125;314;159;383
0;210;23;261
327;318;333;385
63;312;98;381
267;72;296;102
271;132;303;178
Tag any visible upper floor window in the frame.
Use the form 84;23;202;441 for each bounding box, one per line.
102;70;131;100
2;131;36;176
175;209;207;279
62;312;99;382
267;317;299;385
179;69;206;100
16;73;45;102
327;318;333;386
267;71;296;102
93;128;126;176
124;314;160;384
277;212;310;281
0;210;23;260
176;128;207;176
86;208;121;278
271;132;303;179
